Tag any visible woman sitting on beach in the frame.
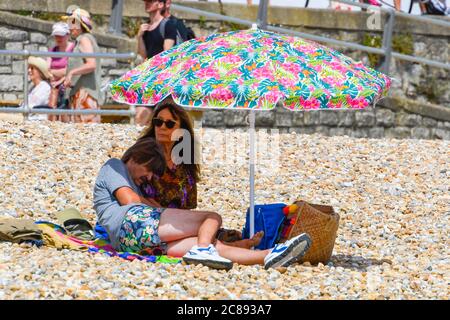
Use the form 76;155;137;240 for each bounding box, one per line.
93;137;312;270
137;101;252;246
21;56;52;121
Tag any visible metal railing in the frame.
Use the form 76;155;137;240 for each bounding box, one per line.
171;1;450;74
0;50;136;121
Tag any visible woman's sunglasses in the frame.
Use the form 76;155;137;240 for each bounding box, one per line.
152;118;177;129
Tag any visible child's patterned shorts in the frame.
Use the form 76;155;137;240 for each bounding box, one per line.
118;204;168;255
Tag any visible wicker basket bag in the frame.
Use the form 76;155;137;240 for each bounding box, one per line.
282;200;340;265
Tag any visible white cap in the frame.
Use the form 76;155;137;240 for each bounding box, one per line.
51;22;70;36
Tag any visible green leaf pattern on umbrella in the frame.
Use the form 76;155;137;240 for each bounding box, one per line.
110;28;391;110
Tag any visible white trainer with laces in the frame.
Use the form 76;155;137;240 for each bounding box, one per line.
264;233;312;270
183;244;233;270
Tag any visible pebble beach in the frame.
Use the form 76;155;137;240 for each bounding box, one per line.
0;119;448;300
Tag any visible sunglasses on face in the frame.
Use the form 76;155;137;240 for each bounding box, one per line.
152;118;177;129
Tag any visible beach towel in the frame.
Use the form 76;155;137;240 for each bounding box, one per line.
35;221;181;264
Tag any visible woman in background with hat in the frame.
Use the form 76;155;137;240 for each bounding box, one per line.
21;56;52;121
63;8;101;123
47;22;75;122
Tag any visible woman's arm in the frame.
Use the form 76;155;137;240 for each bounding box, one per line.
50;68;67;79
163;39;175;51
137;23;150;60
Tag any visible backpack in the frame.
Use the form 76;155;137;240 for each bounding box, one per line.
421;0;448;15
177;19;196;41
159;16;196;46
242;203;286;250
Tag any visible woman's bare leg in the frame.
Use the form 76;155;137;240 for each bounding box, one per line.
167;237;270;265
158;209;222;248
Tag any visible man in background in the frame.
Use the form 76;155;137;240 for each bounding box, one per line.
135;0;177;125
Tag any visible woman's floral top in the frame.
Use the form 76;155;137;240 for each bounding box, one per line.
140;164;197;209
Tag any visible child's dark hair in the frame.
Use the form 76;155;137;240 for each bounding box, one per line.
121;137;166;177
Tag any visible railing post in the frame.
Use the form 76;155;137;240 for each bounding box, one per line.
128;55;136;125
129;105;136;125
256;0;269;29
108;0;124;35
23;51;29;121
379;8;395;75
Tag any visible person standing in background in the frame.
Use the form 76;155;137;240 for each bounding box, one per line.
137;0;177;60
47;22;75;122
135;0;177;126
63;8;102;123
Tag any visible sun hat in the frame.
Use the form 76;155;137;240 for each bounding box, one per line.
51;22;70;36
56;207;95;241
27;56;52;80
63;8;93;33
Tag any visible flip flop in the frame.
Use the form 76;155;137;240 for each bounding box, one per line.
56;208;95;241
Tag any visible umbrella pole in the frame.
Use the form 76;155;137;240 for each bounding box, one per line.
249;111;256;240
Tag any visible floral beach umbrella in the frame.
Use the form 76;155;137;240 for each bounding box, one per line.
110;26;390;110
109;25;391;238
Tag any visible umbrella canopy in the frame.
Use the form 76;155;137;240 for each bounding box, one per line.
110;26;391;110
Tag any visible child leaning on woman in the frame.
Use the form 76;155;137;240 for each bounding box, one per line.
93;137;312;270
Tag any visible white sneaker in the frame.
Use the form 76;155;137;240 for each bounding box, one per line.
264;233;312;270
183;244;233;270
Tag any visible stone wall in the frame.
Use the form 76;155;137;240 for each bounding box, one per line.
201;97;450;140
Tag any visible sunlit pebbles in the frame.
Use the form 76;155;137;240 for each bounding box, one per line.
0;120;448;299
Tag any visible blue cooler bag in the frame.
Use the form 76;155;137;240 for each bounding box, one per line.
242;203;286;250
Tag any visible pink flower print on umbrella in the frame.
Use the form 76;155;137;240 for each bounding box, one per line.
294;43;317;55
300;96;321;110
196;66;220;80
329;61;348;73
312;64;323;72
156;72;172;82
150;92;163;102
347;96;369;109
260;37;275;46
124;90;138;105
221;54;242;64
323;76;345;87
149;55;170;68
327;99;344;109
282;62;302;75
264;88;284;104
211;87;234;102
215;39;231;48
252;66;274;80
279;77;297;88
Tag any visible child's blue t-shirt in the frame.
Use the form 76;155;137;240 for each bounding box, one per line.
93;158;142;249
